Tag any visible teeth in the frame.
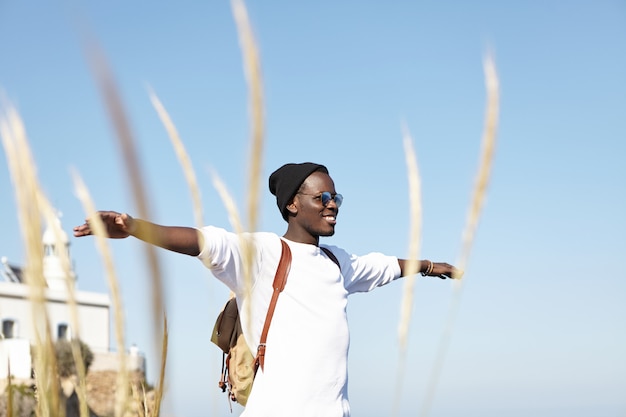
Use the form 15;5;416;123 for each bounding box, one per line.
324;216;336;221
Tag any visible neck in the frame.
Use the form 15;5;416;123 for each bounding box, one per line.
283;227;319;246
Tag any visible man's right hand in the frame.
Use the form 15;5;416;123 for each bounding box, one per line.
73;211;136;239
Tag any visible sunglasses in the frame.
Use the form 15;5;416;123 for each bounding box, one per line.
298;191;343;208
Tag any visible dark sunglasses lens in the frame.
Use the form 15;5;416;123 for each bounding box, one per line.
321;192;343;208
334;193;343;208
320;192;332;206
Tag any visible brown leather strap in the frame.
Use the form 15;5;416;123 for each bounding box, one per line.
255;239;292;373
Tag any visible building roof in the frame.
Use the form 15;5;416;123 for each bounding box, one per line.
1;257;24;283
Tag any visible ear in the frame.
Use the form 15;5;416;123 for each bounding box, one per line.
286;199;298;216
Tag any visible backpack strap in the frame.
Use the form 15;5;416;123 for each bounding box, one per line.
255;239;292;373
321;246;341;270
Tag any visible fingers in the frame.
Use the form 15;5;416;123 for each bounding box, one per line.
430;263;463;280
76;211;133;239
114;215;125;227
73;211;116;237
436;270;453;279
117;212;136;235
72;224;91;237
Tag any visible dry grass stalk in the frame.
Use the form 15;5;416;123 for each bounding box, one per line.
231;0;266;329
146;92;201;415
397;124;424;349
84;38;167;416
392;125;423;417
130;382;150;417
72;171;130;417
7;365;13;417
418;54;500;417
211;171;246;238
85;36;166;354
231;0;265;234
39;198;90;417
210;171;255;300
1;102;60;417
151;315;168;417
148;89;204;230
456;54;499;277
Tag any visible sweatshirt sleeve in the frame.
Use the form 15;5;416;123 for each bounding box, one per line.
196;225;244;291
323;245;401;294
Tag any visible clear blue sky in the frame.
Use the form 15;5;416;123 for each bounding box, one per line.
1;1;624;416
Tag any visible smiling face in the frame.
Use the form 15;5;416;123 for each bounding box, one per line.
284;171;339;245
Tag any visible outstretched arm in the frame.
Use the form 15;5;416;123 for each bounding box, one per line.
397;259;462;279
73;211;202;256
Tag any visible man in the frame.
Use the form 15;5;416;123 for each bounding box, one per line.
74;162;460;417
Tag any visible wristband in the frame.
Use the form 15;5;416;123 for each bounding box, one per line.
421;260;434;276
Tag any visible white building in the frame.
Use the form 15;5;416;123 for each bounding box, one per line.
0;215;145;383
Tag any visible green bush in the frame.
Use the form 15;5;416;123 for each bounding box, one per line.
54;339;94;378
0;383;36;417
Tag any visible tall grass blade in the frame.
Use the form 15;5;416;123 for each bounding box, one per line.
148;89;203;414
83;37;167;416
419;54;500;417
151;314;168;417
72;171;130;417
231;0;265;235
231;0;265;330
456;54;499;277
210;171;254;301
397;124;423;349
392;124;423;417
7;364;13;417
148;89;204;230
1;101;60;417
211;171;246;238
38;199;90;417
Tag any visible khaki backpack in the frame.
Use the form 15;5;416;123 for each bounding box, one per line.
211;239;291;406
210;242;340;407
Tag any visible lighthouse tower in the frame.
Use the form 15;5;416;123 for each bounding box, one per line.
42;214;76;291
